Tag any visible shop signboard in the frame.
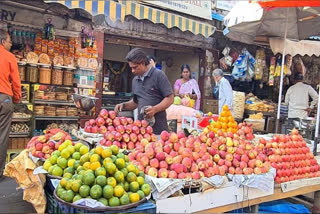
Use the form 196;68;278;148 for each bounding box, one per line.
141;0;212;20
215;0;241;11
0;2;90;33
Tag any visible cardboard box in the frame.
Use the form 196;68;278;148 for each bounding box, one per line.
156;181;274;213
203;99;219;114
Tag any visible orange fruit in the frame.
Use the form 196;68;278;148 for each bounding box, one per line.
232;122;238;128
222;123;228;129
228;122;233;128
223;105;229;111
220;111;226;117
216;123;222;129
228;116;234;122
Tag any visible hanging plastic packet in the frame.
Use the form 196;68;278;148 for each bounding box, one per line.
269;56;276;86
140;106;155;127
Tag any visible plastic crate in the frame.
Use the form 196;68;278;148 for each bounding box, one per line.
45;187;62;214
56;200;156;214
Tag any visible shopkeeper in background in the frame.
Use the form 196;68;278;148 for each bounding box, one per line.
285;73;318;126
115;48;174;134
174;64;201;110
212;68;233;114
0;29;21;180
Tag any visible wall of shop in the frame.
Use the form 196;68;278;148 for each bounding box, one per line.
103;43;155;62
103;42;199;87
157;50;200;87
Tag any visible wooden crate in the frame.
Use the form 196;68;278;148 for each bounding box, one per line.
203;99;218;114
7;138;12;149
17;138;25;149
24;137;31;149
156;181;274;213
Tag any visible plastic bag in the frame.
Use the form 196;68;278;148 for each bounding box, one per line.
4;150;46;213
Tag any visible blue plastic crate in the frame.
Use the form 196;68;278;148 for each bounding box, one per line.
229;200;310;213
56;200;156;214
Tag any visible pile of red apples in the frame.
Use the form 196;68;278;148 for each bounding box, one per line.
264;129;320;183
127;123;274;179
84;109;158;149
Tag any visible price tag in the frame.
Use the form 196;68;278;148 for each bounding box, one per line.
88;89;93;95
27;104;33;111
80;76;87;86
33;84;40;91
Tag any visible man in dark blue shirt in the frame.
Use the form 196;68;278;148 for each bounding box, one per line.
115;48;174;134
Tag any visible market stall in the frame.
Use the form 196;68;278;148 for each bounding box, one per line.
4;101;320;213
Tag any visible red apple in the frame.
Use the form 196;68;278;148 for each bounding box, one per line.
158;168;168;178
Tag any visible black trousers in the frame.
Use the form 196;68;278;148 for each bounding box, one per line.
0;94;13;175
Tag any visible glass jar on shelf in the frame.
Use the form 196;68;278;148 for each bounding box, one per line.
27;63;38;83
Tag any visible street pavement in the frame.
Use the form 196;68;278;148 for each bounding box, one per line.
0;176;35;213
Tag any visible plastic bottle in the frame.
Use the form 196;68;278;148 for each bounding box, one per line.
39;129;43;135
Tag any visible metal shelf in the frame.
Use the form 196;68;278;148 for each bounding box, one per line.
34;99;75;106
9;133;30;138
34;116;79;121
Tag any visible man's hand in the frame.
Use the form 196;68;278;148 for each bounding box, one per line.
305;108;312;116
114;103;124;114
145;106;157;118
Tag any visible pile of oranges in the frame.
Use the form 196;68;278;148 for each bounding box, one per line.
208;105;238;134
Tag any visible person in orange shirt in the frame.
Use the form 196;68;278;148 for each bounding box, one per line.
0;29;21;180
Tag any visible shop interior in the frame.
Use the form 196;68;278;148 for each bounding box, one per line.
101;36;201;112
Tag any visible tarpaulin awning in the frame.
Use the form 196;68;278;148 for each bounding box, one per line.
45;0;215;38
269;38;320;56
123;1;215;38
46;0;126;22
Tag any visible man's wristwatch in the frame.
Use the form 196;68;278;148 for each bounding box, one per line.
122;103;126;111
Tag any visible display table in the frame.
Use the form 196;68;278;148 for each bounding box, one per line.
244;109;276;133
196;184;320;213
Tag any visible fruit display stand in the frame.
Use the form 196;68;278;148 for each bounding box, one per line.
155;179;275;213
195;177;320;213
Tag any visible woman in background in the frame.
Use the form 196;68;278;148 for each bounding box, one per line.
174;64;201;110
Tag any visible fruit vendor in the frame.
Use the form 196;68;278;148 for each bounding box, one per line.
174;64;201;110
115;48;174;135
285;73;318;126
0;29;21;180
212;69;233;114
